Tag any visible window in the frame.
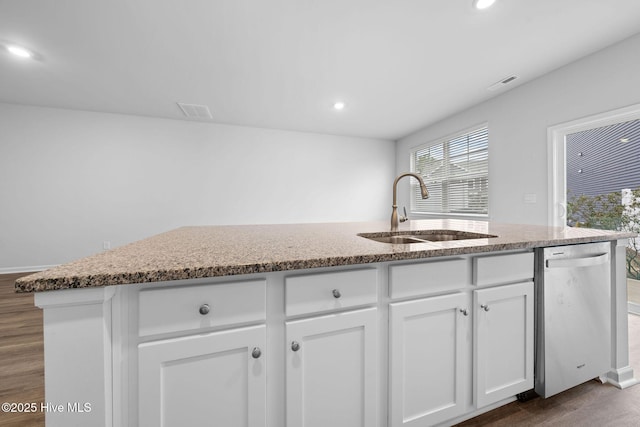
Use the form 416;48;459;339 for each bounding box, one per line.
410;126;489;216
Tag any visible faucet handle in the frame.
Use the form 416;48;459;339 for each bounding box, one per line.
400;206;409;223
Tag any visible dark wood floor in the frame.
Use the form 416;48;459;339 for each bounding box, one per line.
0;272;639;426
0;273;44;427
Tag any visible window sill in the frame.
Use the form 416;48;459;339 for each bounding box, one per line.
409;212;490;221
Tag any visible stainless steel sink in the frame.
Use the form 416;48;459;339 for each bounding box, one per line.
358;230;497;244
365;235;428;244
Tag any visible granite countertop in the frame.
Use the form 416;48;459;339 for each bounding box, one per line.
15;219;635;292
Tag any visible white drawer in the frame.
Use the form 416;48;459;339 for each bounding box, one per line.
389;258;470;299
473;252;534;286
285;268;377;317
138;279;266;337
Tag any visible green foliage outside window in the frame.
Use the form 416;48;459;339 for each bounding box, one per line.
567;188;640;279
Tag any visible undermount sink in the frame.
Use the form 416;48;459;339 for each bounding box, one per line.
358;230;497;244
366;235;427;244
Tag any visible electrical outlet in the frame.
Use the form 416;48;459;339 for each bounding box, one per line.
103;241;111;250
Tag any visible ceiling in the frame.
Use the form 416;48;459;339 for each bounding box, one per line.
1;0;640;140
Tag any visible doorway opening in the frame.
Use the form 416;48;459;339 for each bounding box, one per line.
548;103;640;315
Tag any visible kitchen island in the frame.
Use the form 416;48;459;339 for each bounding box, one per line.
16;220;638;427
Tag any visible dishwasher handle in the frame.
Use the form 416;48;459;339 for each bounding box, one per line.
546;252;609;269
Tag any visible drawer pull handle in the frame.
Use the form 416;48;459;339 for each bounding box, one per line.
460;308;469;316
251;347;262;359
481;304;490;312
332;289;341;299
199;304;211;315
291;341;301;352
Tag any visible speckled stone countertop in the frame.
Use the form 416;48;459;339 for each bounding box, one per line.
15;219;635;292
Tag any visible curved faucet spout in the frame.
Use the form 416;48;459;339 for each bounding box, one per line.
391;173;429;232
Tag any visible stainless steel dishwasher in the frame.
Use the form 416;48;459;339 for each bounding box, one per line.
534;241;611;398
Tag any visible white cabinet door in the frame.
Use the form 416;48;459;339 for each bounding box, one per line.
286;308;378;427
138;325;266;427
389;293;470;427
474;282;534;408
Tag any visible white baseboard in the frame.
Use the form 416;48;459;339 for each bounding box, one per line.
607;366;639;389
0;265;58;274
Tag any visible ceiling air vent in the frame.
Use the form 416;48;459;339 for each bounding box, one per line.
487;75;518;91
177;103;213;119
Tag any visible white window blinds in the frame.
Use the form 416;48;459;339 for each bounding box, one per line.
411;126;489;215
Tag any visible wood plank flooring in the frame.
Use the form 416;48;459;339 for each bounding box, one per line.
0;272;639;426
0;273;44;427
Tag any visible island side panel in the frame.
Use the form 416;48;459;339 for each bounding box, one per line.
608;239;639;388
34;286;115;427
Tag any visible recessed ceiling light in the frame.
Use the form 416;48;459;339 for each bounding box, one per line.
620;137;630;143
333;101;346;110
6;44;33;59
474;0;496;10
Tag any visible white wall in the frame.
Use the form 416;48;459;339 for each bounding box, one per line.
396;33;640;226
0;104;394;271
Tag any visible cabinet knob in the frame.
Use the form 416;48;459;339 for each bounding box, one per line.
199;304;211;315
251;347;262;359
460;308;469;316
291;341;301;352
332;289;341;299
481;304;490;312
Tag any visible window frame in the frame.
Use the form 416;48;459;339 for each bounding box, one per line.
409;123;490;218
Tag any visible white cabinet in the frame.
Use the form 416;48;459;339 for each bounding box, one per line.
136;279;267;427
474;281;534;408
138;279;266;337
138;324;266;427
388;252;534;426
389;258;469;299
286;307;378;427
389;293;470;426
473;252;534;286
129;252;533;427
285;268;377;317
